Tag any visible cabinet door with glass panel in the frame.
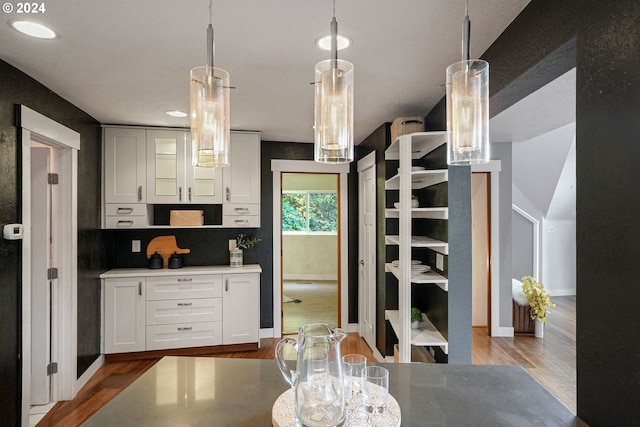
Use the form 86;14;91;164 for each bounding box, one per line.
146;129;223;204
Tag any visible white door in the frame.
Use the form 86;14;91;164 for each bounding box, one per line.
358;154;376;350
103;127;146;204
146;129;187;204
30;147;52;405
223;132;260;204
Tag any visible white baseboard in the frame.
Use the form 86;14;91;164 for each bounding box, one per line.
74;354;104;396
283;274;338;282
346;323;359;333
491;326;515;337
260;328;275;339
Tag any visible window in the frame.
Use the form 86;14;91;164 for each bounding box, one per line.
282;191;338;233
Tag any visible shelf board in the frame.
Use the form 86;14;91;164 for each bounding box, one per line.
385;309;448;354
385;235;449;255
385;131;447;160
385;263;448;291
385;169;448;190
385;207;448;220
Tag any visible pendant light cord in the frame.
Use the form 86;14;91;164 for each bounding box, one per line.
331;0;338;66
462;0;470;61
207;0;214;69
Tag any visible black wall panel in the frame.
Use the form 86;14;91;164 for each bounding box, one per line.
0;59;105;423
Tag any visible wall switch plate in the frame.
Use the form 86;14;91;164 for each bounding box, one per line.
132;240;141;253
436;253;444;271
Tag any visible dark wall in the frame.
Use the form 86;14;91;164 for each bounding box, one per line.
426;0;640;423
107;140;361;329
0;59;105;423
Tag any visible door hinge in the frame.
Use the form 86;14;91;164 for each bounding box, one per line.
47;268;58;280
47;173;59;185
47;362;58;376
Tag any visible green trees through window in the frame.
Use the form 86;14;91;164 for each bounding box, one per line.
282;192;338;232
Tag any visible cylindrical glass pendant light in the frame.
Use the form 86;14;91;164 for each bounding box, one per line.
446;0;489;166
314;5;354;164
446;59;489;165
190;65;230;167
314;59;354;163
190;3;231;168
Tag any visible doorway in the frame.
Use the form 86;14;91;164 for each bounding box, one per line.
471;173;491;331
281;172;339;334
271;159;349;338
20;105;80;426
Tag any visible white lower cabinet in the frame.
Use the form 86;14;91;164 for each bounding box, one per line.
102;267;261;354
104;278;145;353
222;274;260;345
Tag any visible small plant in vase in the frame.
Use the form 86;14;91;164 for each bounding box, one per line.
230;234;261;267
521;276;555;338
411;307;422;329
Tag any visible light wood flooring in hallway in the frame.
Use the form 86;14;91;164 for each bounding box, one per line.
282;280;338;334
473;295;576;413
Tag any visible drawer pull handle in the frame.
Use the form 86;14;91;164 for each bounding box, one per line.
225;278;229;292
226;187;230;202
234;207;249;214
179;187;183;202
188;187;192;203
138;186;142;202
178;327;193;331
117;220;133;227
234;220;249;225
177;302;192;307
177;278;193;282
138;281;142;296
116;207;134;214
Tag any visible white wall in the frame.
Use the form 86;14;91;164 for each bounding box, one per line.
542;219;576;296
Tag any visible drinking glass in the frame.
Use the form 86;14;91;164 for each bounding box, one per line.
364;366;389;414
342;354;367;402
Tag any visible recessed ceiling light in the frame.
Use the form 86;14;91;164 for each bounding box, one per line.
10;20;56;39
166;111;188;118
315;34;352;51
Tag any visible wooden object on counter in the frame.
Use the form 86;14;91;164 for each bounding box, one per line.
169;210;204;226
146;235;190;268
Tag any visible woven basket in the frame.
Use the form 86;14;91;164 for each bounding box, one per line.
513;300;535;334
391;116;425;142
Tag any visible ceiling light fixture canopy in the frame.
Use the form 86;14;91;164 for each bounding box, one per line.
314;0;354;164
446;0;489;165
190;0;231;168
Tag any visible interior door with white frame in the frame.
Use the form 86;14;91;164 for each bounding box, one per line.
358;152;376;350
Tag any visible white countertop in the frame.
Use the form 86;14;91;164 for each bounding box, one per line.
99;264;262;279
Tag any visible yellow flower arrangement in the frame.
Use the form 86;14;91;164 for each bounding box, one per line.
521;276;555;323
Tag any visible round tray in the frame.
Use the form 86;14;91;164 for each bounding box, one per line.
272;387;401;427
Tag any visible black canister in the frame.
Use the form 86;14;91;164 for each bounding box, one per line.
168;252;184;269
148;252;163;269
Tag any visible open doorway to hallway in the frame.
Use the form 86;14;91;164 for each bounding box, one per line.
281;172;340;334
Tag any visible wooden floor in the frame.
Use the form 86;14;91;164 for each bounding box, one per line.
473;295;576;413
37;296;576;425
282;280;338;334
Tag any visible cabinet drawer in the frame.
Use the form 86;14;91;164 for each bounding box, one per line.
105;204;148;216
146;298;222;325
105;216;148;229
223;215;260;228
146;321;222;350
146;275;222;301
223;203;260;216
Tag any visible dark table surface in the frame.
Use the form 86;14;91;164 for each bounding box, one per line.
82;356;583;426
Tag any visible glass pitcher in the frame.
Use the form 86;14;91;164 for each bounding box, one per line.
276;323;348;426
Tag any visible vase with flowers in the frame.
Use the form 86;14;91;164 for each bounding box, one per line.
521;276;555;338
230;233;261;267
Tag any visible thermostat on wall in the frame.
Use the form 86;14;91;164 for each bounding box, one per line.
3;224;24;240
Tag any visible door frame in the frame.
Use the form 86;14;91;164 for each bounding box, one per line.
271;160;349;337
19;105;79;424
471;161;510;337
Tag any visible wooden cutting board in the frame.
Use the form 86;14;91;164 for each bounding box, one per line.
146;235;190;268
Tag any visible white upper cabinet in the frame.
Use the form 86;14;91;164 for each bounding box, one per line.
104;127;146;204
145;129;187;204
223;132;261;204
185;136;224;204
